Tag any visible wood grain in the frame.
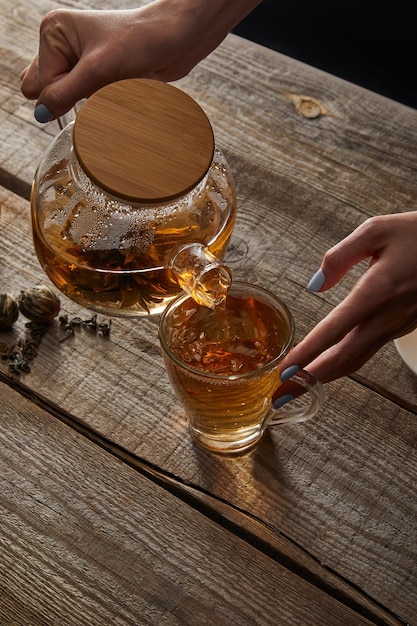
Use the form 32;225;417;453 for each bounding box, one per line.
1;382;377;626
73;79;214;202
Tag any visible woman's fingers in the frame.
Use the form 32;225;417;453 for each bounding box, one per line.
281;213;417;383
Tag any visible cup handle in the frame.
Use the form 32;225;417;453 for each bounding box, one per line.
269;370;324;425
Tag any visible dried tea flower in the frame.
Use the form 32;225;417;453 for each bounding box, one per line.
19;284;61;324
0;293;19;329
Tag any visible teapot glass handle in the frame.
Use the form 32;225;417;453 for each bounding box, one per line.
57;100;86;131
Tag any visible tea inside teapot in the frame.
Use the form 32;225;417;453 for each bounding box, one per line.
31;79;237;315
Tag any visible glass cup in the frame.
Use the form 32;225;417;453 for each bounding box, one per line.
159;281;324;454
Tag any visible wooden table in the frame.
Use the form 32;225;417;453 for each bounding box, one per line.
1;2;417;625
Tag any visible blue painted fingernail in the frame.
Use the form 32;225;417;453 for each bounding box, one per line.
280;365;300;382
34;104;54;123
308;268;325;292
273;394;294;409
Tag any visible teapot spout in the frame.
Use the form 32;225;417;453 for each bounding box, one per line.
168;243;232;308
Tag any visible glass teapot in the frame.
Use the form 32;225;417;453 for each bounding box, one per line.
31;79;236;316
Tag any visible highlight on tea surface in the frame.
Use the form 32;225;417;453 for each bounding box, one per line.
167;292;288;376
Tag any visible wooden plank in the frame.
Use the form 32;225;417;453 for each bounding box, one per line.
0;186;416;624
0;382;377;626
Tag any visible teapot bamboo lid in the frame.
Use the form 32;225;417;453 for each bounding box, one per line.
73;79;215;203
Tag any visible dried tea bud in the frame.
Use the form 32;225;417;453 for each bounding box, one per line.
0;293;19;329
19;284;61;324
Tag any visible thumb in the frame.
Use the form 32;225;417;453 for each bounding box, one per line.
34;58;110;122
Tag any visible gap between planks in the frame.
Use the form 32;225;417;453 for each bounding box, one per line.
0;369;406;626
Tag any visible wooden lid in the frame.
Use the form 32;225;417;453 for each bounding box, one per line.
73;79;215;203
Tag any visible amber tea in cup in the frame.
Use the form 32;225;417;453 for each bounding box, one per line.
159;282;324;454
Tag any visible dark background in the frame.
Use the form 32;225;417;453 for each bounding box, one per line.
233;1;416;109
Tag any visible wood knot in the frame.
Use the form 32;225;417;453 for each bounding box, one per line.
284;93;333;119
